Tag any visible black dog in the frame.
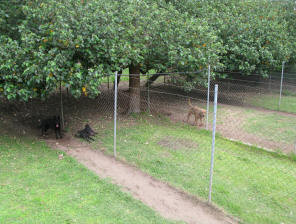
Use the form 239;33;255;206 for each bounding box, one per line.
75;124;97;142
40;116;62;139
85;124;97;136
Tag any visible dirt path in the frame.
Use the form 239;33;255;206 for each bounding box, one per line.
47;135;237;224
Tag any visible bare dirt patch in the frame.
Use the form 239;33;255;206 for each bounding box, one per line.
47;135;237;224
158;136;198;151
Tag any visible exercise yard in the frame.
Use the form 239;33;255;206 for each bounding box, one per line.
1;1;296;224
0;80;295;224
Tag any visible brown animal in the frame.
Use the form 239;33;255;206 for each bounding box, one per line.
186;98;206;127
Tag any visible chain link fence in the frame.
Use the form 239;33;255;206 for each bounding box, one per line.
106;71;296;224
211;72;296;154
1;69;295;223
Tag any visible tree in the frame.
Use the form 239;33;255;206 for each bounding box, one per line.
282;0;296;64
1;0;113;100
0;0;223;113
169;0;295;76
0;1;24;40
109;0;223;112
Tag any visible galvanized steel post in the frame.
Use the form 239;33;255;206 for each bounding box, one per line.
114;72;118;158
279;61;285;110
209;84;218;202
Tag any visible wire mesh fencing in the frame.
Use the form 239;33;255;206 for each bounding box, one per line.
108;71;296;155
206;79;296;224
3;69;292;223
108;71;296;223
158;68;296;153
214;76;296;113
1;69;295;223
110;72;214;203
211;76;296;154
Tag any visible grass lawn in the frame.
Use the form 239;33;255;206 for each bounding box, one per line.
213;105;296;150
101;68;130;83
0;135;180;224
248;94;296;114
242;109;296;145
101;68;161;83
96;116;296;224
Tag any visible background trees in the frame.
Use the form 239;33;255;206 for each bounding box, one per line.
170;0;295;75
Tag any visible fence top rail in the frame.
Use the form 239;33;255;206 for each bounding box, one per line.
214;70;296;77
216;78;296;86
100;71;296;80
120;70;205;77
125;86;210;101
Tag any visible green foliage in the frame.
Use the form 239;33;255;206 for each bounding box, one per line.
0;0;223;100
0;1;24;39
283;1;296;62
1;0;108;100
0;0;295;100
171;0;295;75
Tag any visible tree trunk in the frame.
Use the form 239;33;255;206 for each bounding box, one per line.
128;64;141;113
60;80;65;130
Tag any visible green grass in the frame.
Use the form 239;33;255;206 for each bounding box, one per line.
242;109;296;144
96;116;296;224
101;68;160;83
214;105;296;148
248;94;296;114
101;68;130;83
0;135;180;224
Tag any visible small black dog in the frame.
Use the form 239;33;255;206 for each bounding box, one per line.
40;116;62;139
75;124;97;142
85;124;97;136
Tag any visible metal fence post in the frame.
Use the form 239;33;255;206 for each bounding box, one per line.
114;71;118;158
279;61;285;110
208;84;218;203
206;65;211;130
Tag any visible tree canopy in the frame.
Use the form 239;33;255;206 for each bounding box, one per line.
170;0;295;75
0;0;295;103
